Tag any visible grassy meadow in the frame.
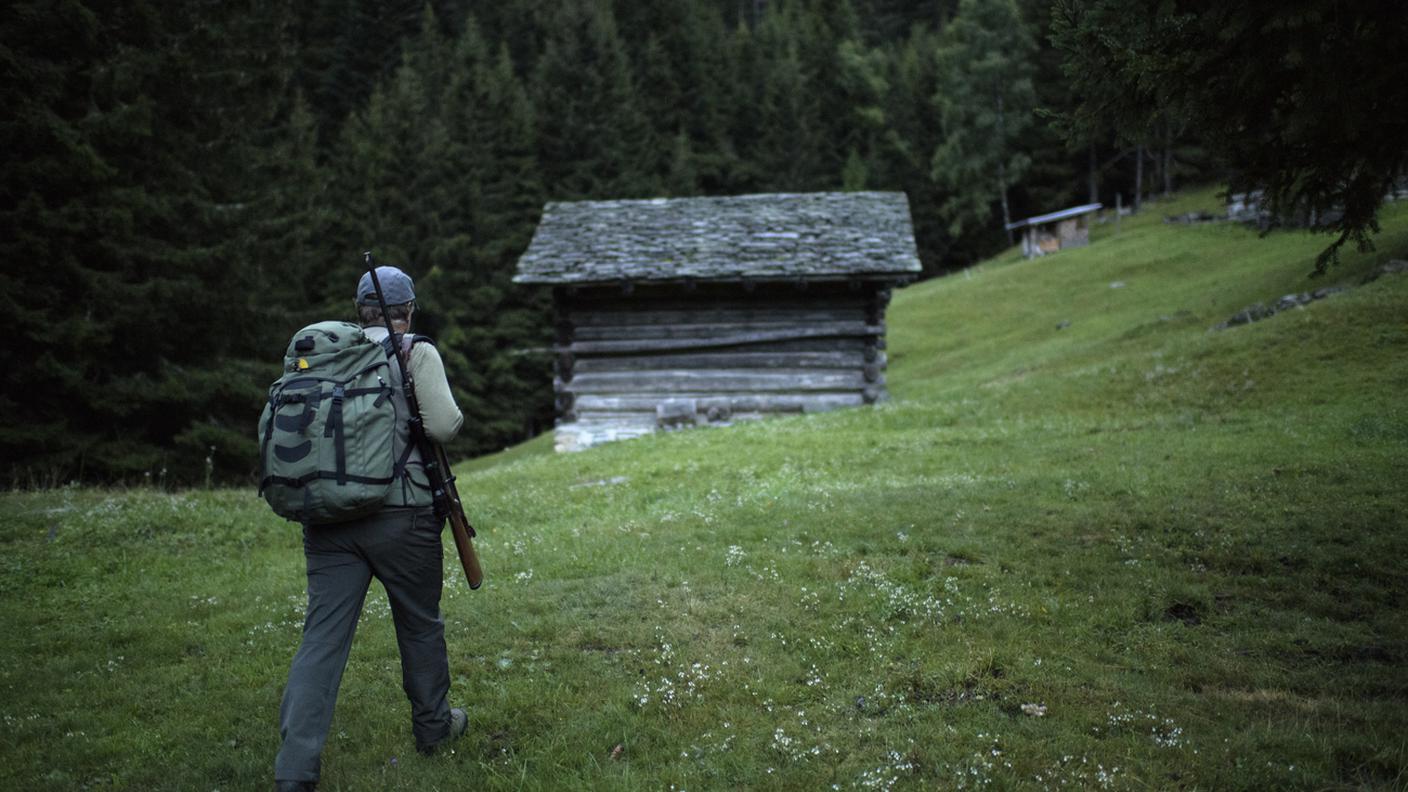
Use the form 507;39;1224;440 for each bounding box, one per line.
2;187;1407;790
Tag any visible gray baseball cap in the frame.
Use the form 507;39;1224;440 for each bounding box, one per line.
356;266;416;306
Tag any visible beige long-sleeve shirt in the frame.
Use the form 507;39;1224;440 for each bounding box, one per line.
363;326;464;443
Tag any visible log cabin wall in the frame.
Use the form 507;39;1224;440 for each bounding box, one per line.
552;280;892;451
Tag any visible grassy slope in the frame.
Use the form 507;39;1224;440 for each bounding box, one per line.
2;188;1406;791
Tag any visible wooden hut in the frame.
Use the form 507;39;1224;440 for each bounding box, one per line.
513;191;922;451
1005;202;1102;258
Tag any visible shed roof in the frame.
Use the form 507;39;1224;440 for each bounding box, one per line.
1004;202;1103;231
513;191;921;285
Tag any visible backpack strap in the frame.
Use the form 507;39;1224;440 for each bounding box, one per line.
397;334;436;494
260;470;395;490
325;384;347;485
392;439;416;481
345;384;391;405
257;394;277;495
399;334;436;356
272;388;322;434
298;392;320;434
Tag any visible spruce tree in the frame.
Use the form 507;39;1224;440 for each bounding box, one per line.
619;0;740;192
325;28;454;310
428;15;554;453
876;27;949;273
531;0;655;199
1;0;302;483
930;0;1036;245
635;34;688;182
744;4;827;191
835;36;889;188
298;0;424;139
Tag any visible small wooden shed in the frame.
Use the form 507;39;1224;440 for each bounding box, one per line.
1005;202;1102;258
513;191;922;451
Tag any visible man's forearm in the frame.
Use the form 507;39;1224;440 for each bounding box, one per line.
409;345;464;443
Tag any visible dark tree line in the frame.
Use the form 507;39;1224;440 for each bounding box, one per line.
1053;0;1408;271
2;0;1218;485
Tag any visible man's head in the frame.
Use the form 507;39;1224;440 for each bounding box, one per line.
356;266;416;329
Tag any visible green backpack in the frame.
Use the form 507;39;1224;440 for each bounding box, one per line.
258;321;400;524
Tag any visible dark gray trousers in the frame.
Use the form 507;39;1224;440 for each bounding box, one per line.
274;507;452;783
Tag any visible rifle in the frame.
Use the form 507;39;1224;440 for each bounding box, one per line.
364;251;484;590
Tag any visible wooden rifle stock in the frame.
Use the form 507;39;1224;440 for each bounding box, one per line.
365;251;484;590
430;441;484;589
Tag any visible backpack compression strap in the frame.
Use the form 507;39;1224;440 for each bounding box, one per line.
325;385;347;485
260;471;396;490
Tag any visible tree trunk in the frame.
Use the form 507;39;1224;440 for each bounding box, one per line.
997;94;1013;245
999;161;1013;246
1088;142;1098;204
1134;144;1144;212
1163;131;1173;197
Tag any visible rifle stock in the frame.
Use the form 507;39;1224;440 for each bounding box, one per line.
433;442;484;589
365;251;484;590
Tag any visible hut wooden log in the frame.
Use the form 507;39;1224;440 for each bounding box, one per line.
574;393;866;413
655;399;698;428
563;411;660;423
567;304;866;327
562;324;884;355
573;350;885;372
570;317;876;342
559;368;873;394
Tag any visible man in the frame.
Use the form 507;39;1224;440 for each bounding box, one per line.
274;266;467;792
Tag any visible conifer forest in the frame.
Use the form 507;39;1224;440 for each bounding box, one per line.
0;0;1338;484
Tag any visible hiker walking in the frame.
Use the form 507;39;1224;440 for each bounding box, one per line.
268;266;467;791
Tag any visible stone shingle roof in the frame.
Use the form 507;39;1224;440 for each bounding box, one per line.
513;191;921;284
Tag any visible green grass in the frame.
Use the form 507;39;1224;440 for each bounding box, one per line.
3;186;1407;790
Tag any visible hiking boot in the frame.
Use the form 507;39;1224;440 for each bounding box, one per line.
418;707;468;756
274;781;317;792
